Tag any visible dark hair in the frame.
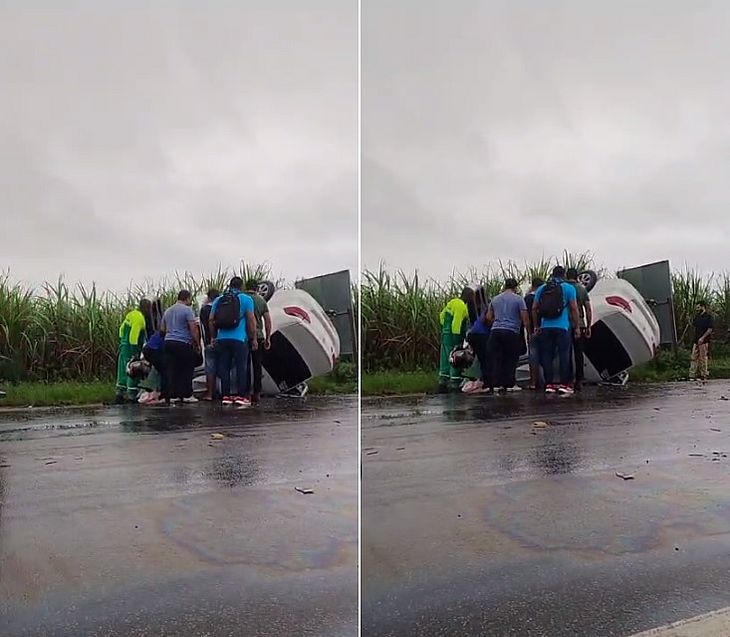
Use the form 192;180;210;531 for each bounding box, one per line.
139;298;152;311
229;276;243;290
697;299;708;309
531;277;544;289
552;265;566;279
566;268;578;280
245;279;258;291
504;278;519;291
178;290;192;302
460;286;474;303
207;288;220;301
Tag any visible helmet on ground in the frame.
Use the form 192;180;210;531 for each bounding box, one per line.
449;345;475;370
126;357;151;380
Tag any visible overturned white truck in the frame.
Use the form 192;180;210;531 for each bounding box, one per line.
192;285;341;398
466;267;664;386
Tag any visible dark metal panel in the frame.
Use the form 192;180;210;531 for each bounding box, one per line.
617;260;677;347
295;270;356;358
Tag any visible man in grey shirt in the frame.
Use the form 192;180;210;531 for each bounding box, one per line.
161;290;201;404
486;278;529;393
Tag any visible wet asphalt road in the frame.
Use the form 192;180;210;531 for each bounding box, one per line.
0;397;357;637
362;383;730;637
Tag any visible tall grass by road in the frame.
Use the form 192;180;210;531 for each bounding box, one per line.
362;254;730;372
0;264;273;383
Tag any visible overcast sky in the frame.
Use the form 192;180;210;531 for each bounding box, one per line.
1;1;356;291
363;1;730;280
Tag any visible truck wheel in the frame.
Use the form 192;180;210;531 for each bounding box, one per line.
577;270;598;292
258;281;276;301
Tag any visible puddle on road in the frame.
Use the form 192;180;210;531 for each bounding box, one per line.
363;382;730;427
0;396;356;439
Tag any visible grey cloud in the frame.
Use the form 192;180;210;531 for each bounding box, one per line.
1;1;357;291
363;0;730;279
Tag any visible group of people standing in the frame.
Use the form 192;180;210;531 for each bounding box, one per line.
439;266;592;396
115;277;271;407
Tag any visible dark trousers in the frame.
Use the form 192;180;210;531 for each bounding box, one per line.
572;330;586;383
164;340;194;400
143;346;167;395
249;339;264;396
467;332;491;385
539;328;573;386
217;339;250;397
487;329;521;389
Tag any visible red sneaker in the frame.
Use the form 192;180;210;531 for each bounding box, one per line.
221;396;234;405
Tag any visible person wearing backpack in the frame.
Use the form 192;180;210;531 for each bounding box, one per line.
209;276;257;407
531;266;581;395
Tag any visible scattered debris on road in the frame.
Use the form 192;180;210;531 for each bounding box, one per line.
615;472;635;480
295;487;314;495
711;428;722;432
532;421;550;429
366;450;379;456
689;453;705;457
396;447;406;451
721;396;729;401
210;433;226;440
45;460;57;465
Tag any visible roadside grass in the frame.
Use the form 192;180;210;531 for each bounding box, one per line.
362;370;437;396
361;353;730;396
0;381;115;407
308;361;358;395
0;362;359;407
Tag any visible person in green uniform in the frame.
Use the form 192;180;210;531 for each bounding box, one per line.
438;287;474;392
115;299;152;403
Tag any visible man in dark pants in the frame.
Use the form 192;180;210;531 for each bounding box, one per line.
160;290;201;404
525;277;544;389
466;306;492;391
199;288;219;401
245;280;272;405
532;266;582;395
209;277;257;407
486;278;529;394
566;268;592;390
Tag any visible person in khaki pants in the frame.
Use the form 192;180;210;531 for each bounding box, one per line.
689;301;714;382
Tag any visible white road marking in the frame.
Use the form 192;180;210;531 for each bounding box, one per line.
631;607;730;636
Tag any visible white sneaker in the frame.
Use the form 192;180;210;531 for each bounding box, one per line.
235;397;252;408
506;386;522;392
182;396;199;404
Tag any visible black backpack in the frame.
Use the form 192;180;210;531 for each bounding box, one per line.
214;291;241;330
539;279;565;319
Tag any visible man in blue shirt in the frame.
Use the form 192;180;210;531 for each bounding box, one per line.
209;277;257;407
532;266;581;395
